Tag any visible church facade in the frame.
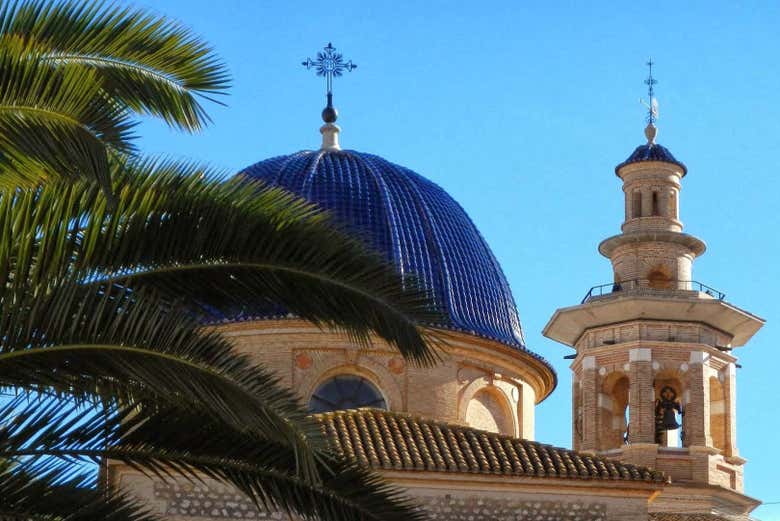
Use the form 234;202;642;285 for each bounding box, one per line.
109;62;765;521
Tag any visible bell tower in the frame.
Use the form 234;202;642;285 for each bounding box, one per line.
543;64;764;517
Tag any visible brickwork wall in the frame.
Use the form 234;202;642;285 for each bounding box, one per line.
577;322;730;351
610;241;694;285
684;359;711;447
216;321;547;438
709;377;726;451
618;162;683;235
653;451;693;481
579;358;599;452
628;351;655;444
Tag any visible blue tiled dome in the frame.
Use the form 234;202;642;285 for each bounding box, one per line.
615;143;687;175
238;149;531;353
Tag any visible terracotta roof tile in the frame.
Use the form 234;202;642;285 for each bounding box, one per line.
315;409;666;483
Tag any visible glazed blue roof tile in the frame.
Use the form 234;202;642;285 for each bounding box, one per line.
237;149;536;356
615;143;687;175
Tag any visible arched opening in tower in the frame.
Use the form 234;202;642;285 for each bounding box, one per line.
647;266;673;290
599;373;630;450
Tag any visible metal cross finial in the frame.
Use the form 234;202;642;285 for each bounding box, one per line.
302;43;357;123
644;58;659;124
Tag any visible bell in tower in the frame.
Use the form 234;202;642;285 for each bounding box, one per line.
655;385;682;442
543;61;764;519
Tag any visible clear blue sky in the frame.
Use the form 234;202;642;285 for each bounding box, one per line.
136;1;780;517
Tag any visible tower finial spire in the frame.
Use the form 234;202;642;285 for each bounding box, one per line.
642;58;659;144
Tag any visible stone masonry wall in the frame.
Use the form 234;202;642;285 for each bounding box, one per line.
420;494;607;521
148;478;625;521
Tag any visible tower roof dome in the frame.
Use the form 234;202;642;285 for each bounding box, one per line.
238;148;544;361
615;140;687;176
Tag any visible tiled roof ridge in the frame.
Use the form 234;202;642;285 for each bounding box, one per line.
315;408;667;484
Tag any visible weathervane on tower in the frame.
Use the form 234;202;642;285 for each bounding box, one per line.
302;43;357;124
641;58;659;144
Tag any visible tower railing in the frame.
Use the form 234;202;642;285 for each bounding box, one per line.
581;279;726;304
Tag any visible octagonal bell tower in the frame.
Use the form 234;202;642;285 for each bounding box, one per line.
543;77;764;517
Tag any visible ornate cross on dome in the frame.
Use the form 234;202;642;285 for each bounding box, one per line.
644;58;659;124
302;43;357;123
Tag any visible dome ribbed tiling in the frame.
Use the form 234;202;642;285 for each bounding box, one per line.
615;143;687;175
238;149;532;353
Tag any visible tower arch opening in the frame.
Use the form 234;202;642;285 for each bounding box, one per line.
599;372;630;450
647;265;673;290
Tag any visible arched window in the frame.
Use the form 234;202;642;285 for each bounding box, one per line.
308;375;387;413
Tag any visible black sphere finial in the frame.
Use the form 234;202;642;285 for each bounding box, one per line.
322;92;338;123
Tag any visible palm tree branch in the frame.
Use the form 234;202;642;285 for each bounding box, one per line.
0;462;160;521
1;0;229;131
1;394;424;521
0;283;325;478
1;157;444;363
45;53;225;104
94;261;438;344
0;104;106;135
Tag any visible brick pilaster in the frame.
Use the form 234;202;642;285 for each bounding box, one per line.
580;356;599;452
684;351;711;447
724;362;738;456
572;377;580;451
628;348;655;444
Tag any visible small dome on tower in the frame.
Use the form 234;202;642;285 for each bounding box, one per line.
615;142;687;175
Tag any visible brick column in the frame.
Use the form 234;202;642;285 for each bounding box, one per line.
724;363;738;456
580;356;599;452
683;351;711;447
572;376;580;451
641;190;653;217
628;348;655;444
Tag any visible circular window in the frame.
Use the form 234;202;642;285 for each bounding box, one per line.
308;375;387;413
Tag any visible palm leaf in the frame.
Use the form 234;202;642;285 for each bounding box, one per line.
0;460;159;521
0;157;445;364
0;282;325;480
0;36;134;192
0;396;425;521
1;0;230;131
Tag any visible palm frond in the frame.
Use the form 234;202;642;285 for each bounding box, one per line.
0;460;159;521
0;282;325;480
0;36;134;191
0;0;230;131
0;396;426;521
0;157;445;364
